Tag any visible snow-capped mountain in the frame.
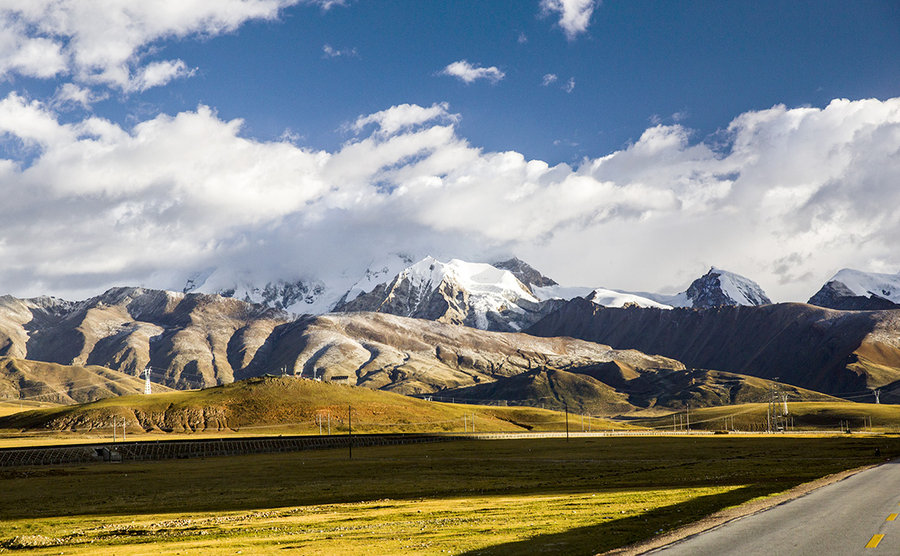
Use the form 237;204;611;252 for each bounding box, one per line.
182;256;771;322
648;267;772;308
808;269;900;310
537;268;770;310
334;256;557;331
182;254;415;315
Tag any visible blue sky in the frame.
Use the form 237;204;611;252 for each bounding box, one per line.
1;0;899;303
10;1;899;162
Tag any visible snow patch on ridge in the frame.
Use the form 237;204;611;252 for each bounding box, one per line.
587;288;674;309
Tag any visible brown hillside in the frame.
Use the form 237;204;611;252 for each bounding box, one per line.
0;356;169;404
528;299;900;400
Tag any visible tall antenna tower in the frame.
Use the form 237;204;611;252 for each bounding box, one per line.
143;367;152;395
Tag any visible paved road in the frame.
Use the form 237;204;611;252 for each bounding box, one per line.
653;460;900;555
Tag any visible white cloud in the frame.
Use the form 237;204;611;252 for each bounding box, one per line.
563;77;575;93
0;95;899;303
301;0;348;9
440;60;505;84
540;0;598;40
542;73;558;86
0;1;298;92
352;102;457;136
322;44;358;58
128;60;196;93
51;83;109;110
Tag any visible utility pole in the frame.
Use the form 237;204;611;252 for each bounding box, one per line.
348;404;352;460
565;402;569;441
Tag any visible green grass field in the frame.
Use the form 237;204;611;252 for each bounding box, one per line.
2;436;899;554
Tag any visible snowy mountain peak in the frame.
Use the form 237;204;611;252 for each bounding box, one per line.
808;268;900;310
398;258;537;303
684;267;772;308
335;256;550;331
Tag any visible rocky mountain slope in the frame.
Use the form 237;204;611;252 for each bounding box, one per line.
0;288;288;389
808;269;900;310
264;312;685;395
528;298;900;400
492;257;558;289
0;288;685;396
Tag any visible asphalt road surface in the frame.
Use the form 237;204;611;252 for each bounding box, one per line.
652;459;900;555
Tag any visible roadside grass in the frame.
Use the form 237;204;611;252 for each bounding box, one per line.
633;401;900;433
2;436;899;554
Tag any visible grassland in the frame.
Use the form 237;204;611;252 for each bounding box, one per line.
2;436;900;554
633;401;900;433
0;377;635;448
0;400;57;419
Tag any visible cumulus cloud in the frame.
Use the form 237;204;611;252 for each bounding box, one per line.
540;0;598;40
563;77;575;93
0;94;899;302
0;1;297;92
440;60;505;84
542;73;558;86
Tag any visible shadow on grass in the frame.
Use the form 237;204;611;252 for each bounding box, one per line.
462;484;783;556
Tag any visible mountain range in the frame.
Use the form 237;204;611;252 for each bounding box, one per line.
2;256;900;413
